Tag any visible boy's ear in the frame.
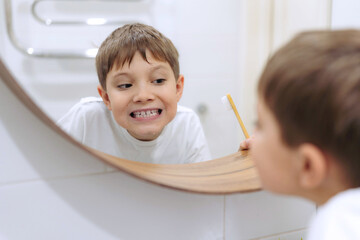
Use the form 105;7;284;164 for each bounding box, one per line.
175;74;184;102
297;143;327;189
97;85;112;111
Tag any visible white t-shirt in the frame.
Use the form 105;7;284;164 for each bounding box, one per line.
58;97;212;164
307;187;360;240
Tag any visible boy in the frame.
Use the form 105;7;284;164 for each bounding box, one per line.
58;23;211;164
242;29;360;239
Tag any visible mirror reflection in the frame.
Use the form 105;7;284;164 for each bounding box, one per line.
1;0;252;162
2;0;331;162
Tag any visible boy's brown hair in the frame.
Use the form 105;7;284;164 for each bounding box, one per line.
96;23;179;90
258;30;360;186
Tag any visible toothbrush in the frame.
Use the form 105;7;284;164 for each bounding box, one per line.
221;94;250;139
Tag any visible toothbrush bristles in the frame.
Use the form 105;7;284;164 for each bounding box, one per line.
221;96;232;110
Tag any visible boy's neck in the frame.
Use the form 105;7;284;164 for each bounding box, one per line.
309;160;354;206
309;184;350;206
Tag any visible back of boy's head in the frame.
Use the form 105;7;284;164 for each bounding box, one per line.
258;29;360;187
96;23;179;90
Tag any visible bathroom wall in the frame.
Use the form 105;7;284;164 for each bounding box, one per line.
2;0;358;239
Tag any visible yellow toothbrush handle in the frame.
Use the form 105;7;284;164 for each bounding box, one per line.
226;94;249;139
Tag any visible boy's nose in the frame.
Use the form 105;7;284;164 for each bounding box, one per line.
133;86;155;102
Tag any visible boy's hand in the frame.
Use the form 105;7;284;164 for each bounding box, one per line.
238;136;254;151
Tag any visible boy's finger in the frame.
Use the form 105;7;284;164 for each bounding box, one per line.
238;140;249;151
238;138;254;151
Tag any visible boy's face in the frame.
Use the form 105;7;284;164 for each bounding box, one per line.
251;98;301;195
98;50;183;141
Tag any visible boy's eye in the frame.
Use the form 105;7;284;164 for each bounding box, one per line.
118;83;132;89
153;79;165;84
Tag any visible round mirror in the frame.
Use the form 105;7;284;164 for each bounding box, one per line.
0;0;259;164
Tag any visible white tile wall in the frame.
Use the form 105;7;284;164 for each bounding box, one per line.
225;191;315;240
0;172;224;240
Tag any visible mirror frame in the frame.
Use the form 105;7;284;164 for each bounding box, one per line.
0;58;261;194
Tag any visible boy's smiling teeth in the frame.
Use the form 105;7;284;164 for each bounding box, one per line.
130;109;162;118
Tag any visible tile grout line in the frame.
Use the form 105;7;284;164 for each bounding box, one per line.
0;170;118;187
249;227;308;240
223;195;226;240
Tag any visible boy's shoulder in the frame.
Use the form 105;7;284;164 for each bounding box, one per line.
309;188;360;239
75;97;105;109
57;97;107;127
322;187;360;212
176;105;199;119
177;105;195;114
66;97;107;117
173;105;201;125
79;97;104;105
